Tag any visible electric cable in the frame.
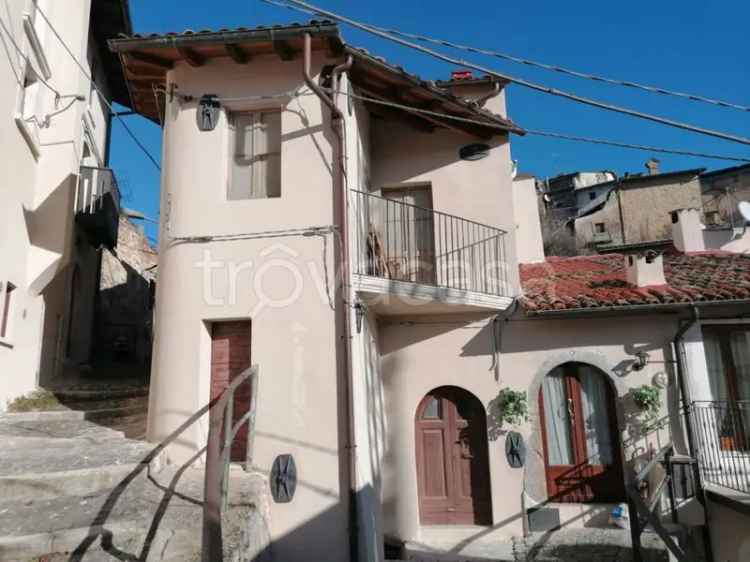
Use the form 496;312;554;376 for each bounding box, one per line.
263;0;750;113
33;4;161;170
265;0;750;147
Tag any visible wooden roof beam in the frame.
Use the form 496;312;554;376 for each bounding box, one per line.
225;43;249;64
126;51;172;70
366;103;435;133
358;87;490;139
177;46;205;67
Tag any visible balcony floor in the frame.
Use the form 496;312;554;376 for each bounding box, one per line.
354;274;514;316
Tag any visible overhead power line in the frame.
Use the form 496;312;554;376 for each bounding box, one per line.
264;0;750;113
342;90;750;163
33;5;161;171
266;0;750;147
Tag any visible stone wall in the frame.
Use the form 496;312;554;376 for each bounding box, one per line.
97;217;157;365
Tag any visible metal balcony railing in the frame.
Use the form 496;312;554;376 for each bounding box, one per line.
691;400;750;494
76;166;121;248
351;189;509;297
76;166;121;215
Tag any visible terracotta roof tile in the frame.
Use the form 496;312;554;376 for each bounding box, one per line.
519;251;750;314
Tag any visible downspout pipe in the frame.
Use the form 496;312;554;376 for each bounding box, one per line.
475;80;502;107
304;33;359;562
672;305;714;562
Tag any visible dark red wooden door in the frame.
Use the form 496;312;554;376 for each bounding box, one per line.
211;321;252;462
539;364;625;503
416;387;492;525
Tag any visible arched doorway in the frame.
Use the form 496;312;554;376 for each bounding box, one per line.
538;362;625;503
415;386;492;525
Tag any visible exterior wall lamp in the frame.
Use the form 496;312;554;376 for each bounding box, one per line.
632;350;649;371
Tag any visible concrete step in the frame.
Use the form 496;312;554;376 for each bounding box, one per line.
0;466;267;562
57;394;149;413
51;386;149;401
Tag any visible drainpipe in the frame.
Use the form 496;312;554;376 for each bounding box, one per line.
672;305;714;562
304;33;359;562
615;180;626;245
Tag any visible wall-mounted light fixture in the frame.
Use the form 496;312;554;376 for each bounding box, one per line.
197;94;220;131
632;350;649;371
459;143;491;161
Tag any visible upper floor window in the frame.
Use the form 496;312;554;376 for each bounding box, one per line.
594;222;606;234
228;110;281;200
1;282;16;340
589;191;597;201
703;324;750;404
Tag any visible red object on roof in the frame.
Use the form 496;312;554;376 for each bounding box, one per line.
519;251;750;313
451;70;474;81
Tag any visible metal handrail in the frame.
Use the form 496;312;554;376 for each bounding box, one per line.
350;189;508;234
77;165;122;214
202;364;259;562
351;188;510;296
627;443;690;562
690;400;750;495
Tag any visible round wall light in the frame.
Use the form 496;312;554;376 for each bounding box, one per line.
459;143;491;161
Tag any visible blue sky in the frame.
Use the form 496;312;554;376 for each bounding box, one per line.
110;0;750;241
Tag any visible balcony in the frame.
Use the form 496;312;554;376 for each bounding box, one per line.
75;166;121;249
691;401;750;495
351;189;513;314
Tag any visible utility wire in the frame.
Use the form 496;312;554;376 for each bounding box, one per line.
266;0;750;147
343;90;750;163
264;0;750;113
33;4;161;171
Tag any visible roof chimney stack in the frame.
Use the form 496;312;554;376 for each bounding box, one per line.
625;251;666;288
671;208;705;253
645;158;661;175
451;70;473;81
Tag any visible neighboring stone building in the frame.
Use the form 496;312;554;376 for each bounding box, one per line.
542;170;616;209
573;165;704;253
701;163;750;227
96;216;157;366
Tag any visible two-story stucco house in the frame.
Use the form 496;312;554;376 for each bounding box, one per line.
110;20;750;562
0;0;130;408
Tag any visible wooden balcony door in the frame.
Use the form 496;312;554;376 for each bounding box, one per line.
210;321;252;462
539;363;625;503
415;387;492;525
382;185;435;284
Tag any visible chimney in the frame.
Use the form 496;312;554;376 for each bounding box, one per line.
625;251;666;287
671;208;705;252
645;158;661;175
451;70;473;81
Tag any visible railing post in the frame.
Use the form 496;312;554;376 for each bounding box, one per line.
202;397;225;561
222;395;234;511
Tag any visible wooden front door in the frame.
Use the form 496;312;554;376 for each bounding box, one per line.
210;321;252;462
539;363;625;503
415;387;492;525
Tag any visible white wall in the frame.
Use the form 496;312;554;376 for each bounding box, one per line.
0;0;112;407
513;176;544;264
151;53;350;562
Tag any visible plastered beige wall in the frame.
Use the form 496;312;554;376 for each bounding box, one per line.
376;311;684;542
706;499;750;562
151;54;350;562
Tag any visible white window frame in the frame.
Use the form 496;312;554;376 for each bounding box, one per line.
14;1;49;159
0;281;17;347
227;109;282;200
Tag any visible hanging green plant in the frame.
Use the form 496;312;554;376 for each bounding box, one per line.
495;388;529;427
632;384;661;422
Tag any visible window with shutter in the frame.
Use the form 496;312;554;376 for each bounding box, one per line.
228;110;281;200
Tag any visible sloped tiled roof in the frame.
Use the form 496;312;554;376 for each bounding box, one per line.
520;251;750;314
108;20;523;134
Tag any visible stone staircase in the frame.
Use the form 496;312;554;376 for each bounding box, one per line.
47;381;150;440
0;413;269;561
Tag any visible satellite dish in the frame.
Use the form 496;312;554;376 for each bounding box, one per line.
739;201;750;223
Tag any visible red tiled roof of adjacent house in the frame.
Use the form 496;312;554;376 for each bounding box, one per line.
519;251;750;313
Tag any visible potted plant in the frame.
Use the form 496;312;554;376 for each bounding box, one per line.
632;384;661;424
495;388;529;427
